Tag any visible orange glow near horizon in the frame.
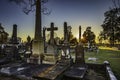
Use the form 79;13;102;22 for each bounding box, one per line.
16;26;101;43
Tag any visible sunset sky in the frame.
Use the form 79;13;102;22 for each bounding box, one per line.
0;0;113;41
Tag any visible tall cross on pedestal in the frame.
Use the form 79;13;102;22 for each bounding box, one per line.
47;22;58;45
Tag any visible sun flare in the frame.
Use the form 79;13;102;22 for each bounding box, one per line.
75;33;79;39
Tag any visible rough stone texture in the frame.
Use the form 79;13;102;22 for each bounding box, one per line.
35;59;71;80
75;44;85;64
0;62;52;79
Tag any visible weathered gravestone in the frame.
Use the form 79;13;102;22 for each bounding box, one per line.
0;24;21;65
46;23;58;54
24;36;32;62
44;22;58;63
8;24;20;60
0;44;21;65
5;45;20;60
75;43;85;64
61;22;72;59
0;61;52;80
61;44;71;60
64;43;87;79
10;24;19;44
0;23;9;44
47;22;58;46
34;54;72;80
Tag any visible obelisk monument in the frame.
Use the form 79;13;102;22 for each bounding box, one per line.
32;0;44;64
11;24;18;44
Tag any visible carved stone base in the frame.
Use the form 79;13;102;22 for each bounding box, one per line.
32;39;44;55
31;39;44;64
27;54;41;64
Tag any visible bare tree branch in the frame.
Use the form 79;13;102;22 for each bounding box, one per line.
112;0;117;8
118;0;120;8
9;0;51;15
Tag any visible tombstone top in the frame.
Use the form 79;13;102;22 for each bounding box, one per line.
64;22;70;43
47;23;58;34
47;23;58;45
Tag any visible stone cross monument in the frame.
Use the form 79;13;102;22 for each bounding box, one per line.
61;22;71;59
45;23;58;63
47;22;58;46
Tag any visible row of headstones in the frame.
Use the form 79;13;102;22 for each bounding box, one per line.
43;22;79;54
42;22;100;60
25;22;83;64
0;24;18;57
43;22;72;46
0;22;84;65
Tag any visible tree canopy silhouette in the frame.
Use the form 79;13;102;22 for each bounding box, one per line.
82;27;96;44
99;0;120;45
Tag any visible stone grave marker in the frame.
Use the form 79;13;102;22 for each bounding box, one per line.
64;43;87;79
61;44;71;60
47;22;58;46
75;43;85;64
44;22;58;63
10;24;19;44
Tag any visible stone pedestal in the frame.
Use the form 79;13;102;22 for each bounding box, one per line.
28;39;44;64
32;40;44;55
45;45;58;63
27;54;40;64
46;45;55;54
34;58;72;80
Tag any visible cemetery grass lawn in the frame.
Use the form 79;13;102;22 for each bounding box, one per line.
85;47;120;80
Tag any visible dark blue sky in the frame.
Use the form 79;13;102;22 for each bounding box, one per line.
0;0;113;41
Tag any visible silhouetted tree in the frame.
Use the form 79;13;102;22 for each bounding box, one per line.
101;0;120;46
82;27;96;44
70;37;78;45
98;31;108;44
27;35;31;43
68;31;78;45
25;35;32;51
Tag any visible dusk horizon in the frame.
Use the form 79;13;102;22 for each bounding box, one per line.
0;0;113;41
